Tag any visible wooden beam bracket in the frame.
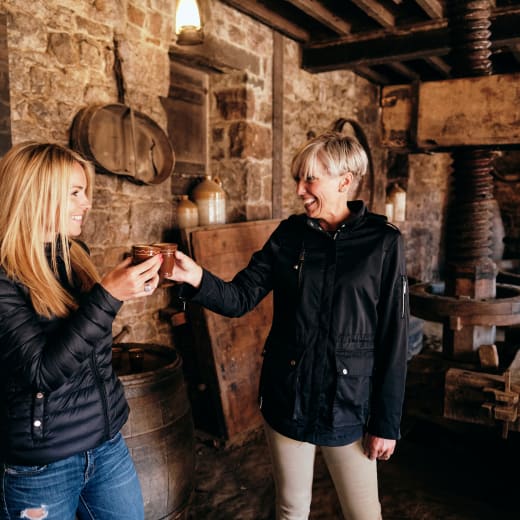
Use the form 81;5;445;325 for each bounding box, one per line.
481;370;519;437
482;386;518;406
445;368;520;438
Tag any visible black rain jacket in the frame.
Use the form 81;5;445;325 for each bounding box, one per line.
188;201;409;446
0;242;128;465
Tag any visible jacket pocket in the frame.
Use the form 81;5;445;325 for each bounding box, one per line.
333;352;374;427
31;390;45;441
259;342;304;420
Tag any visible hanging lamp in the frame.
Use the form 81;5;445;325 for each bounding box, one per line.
175;0;204;45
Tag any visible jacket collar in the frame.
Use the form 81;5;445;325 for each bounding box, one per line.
305;199;368;235
44;236;71;260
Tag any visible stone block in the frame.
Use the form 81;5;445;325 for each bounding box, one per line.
127;4;146;28
48;33;78;65
215;88;253;120
229;122;271;159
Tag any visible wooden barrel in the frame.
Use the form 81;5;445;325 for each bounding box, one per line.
116;343;195;520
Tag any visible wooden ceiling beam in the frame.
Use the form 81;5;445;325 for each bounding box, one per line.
350;0;395;27
414;0;443;19
387;62;420;80
353;66;392;85
424;56;451;77
302;8;520;72
510;44;520;64
285;0;351;35
219;0;310;42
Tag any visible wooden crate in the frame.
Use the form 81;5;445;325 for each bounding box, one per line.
180;220;281;442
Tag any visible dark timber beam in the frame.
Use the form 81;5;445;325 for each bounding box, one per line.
353;66;391;85
220;0;310;42
302;8;520;73
286;0;351;35
425;56;451;77
415;0;443;19
351;0;395;27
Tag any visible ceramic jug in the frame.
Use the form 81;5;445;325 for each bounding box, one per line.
177;195;199;229
192;176;226;226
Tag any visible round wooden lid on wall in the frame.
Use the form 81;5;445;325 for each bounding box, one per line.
70;103;175;185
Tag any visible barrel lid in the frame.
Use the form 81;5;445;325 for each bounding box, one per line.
70;103;175;185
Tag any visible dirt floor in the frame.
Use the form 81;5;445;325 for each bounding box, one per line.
183;334;518;520
186;418;519;520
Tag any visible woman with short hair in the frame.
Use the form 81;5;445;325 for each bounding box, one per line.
169;132;409;520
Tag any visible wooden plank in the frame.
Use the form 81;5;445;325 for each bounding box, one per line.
381;84;414;149
304;25;447;72
381;74;520;150
444;368;520;432
387;62;420;81
219;0;310;42
190;220;278;260
415;0;443;19
416;74;520;148
424;56;450;77
186;220;281;441
478;344;499;369
351;0;395;27
286;0;351;35
272;31;284;219
354;65;392;85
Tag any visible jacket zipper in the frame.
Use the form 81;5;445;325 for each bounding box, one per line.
401;275;407;318
92;351;110;439
297;248;305;289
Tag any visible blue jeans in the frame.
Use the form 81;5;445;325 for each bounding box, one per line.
0;432;144;520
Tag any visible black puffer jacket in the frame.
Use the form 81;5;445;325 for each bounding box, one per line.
0;243;128;465
189;201;408;446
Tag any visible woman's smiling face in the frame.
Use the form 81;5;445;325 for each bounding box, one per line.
295;158;351;231
67;162;91;237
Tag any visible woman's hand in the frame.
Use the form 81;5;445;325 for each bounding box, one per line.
100;255;162;301
363;433;396;461
164;250;203;288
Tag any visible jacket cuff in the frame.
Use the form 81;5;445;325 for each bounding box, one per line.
92;283;123;314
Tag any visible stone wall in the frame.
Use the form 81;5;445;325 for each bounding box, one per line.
0;12;10;154
3;0;176;345
400;153;452;283
494;151;520;260
282;39;385;216
2;0;519;348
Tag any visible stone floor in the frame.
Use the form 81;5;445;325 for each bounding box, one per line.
186;418;518;520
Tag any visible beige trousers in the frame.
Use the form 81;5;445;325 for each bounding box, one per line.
264;422;382;520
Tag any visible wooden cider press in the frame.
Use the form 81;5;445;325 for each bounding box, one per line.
380;1;520;437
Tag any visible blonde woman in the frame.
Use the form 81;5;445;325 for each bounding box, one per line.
168;132;409;520
0;142;162;520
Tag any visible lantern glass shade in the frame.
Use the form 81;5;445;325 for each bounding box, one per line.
175;0;204;45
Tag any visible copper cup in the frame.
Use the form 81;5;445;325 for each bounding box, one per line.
128;348;145;373
132;244;161;265
112;347;123;370
152;242;178;278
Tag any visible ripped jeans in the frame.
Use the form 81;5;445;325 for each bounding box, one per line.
0;432;144;520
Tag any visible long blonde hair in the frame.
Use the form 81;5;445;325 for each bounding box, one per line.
0;142;101;318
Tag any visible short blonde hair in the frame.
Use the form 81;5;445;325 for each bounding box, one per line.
291;132;368;192
0;141;100;317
